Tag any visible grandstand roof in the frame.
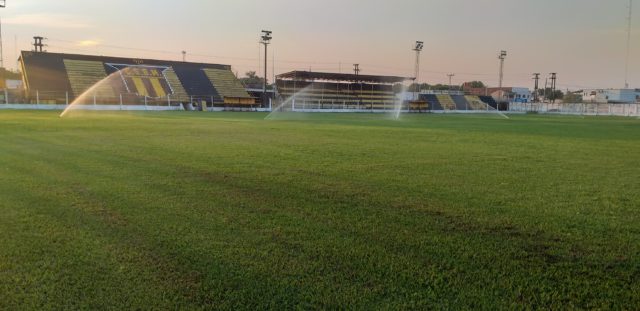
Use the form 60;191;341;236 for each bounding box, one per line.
19;51;231;71
276;71;410;84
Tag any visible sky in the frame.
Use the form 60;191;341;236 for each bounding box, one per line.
1;0;638;89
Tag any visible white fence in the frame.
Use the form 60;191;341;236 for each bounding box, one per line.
3;99;639;117
0;104;273;113
509;102;640;117
0;104;184;111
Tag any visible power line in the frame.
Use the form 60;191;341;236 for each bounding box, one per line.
44;37;555;84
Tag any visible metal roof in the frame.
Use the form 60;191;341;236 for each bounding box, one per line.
276;71;411;84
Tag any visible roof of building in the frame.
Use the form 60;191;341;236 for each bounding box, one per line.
19;51;231;70
276;71;410;84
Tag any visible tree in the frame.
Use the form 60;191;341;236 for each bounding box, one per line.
0;68;21;80
563;92;582;103
393;83;433;93
465;81;485;88
239;71;265;88
538;88;564;101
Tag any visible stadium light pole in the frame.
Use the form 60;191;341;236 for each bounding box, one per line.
413;41;424;98
260;30;272;107
498;50;507;89
0;1;5;69
625;0;633;89
497;50;507;104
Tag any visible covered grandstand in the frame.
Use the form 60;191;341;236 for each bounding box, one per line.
18;51;255;108
274;71;499;112
275;71;412;111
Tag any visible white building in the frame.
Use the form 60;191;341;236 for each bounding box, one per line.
583;89;640;103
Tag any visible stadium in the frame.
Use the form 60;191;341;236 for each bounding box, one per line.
11;50;507;114
19;51;254;109
1;1;640;310
7;48;638;116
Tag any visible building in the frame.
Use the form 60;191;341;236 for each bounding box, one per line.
18;51;254;107
463;83;532;103
582;89;640;103
275;71;409;110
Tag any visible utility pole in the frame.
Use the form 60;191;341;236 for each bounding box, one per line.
182;51;186;62
549;73;557;103
32;36;45;53
447;73;455;91
353;64;360;76
260;30;272;107
532;73;540;102
625;0;633;89
498;50;507;89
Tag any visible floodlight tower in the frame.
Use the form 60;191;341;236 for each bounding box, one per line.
260;30;272;106
182;51;186;62
498;50;507;89
625;0;633;89
0;17;4;68
412;41;424;98
0;1;5;69
413;41;424;82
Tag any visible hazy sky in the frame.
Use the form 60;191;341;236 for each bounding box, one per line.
2;0;638;89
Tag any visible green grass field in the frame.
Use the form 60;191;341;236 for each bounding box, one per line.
1;110;639;309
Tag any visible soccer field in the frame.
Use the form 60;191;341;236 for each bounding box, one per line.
1;111;638;309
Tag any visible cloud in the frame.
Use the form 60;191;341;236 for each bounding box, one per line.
77;40;101;47
3;13;91;29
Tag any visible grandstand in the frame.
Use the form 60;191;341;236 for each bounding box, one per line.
420;92;498;112
19;51;255;107
275;71;409;111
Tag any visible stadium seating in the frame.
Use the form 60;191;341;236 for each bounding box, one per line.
479;96;498;109
451;95;469;110
172;66;221;102
21;51;253;105
63;59;115;98
465;95;487;110
276;81;397;110
436;95;456;110
203;68;252;99
163;68;190;102
420;94;443;110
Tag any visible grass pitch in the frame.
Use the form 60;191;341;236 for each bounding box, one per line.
1;111;639;309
